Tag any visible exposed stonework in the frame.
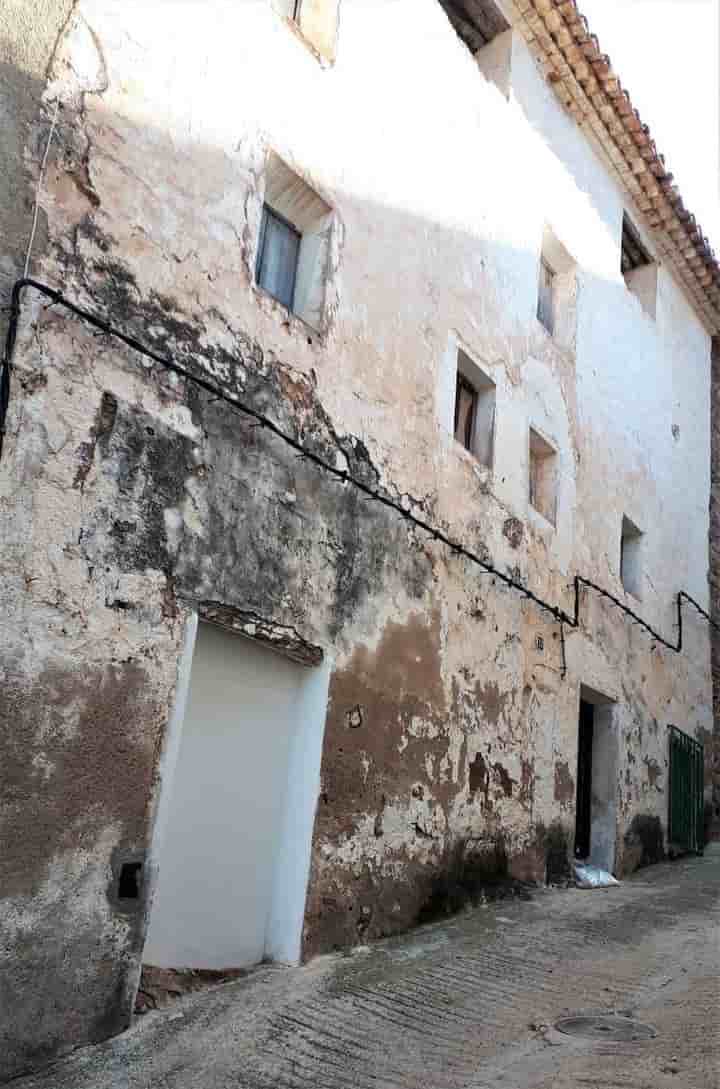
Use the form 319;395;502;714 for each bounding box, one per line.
0;0;715;1080
197;601;324;666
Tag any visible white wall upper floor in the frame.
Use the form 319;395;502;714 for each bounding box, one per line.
48;0;713;625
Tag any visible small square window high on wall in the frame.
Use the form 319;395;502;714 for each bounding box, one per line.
621;214;658;319
254;153;333;331
621;214;652;276
537;227;576;343
528;427;558;526
452;348;495;469
537;258;555;334
620;515;643;598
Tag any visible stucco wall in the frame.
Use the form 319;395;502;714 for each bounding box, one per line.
0;0;713;1078
0;0;75;338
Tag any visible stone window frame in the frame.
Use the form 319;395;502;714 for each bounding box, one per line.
619;514;644;600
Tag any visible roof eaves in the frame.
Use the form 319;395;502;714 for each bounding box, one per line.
515;0;720;332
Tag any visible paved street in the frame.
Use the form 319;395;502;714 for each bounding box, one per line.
16;847;720;1089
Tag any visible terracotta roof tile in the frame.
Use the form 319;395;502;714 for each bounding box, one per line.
518;0;720;331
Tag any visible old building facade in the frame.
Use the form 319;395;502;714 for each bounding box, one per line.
1;0;719;1080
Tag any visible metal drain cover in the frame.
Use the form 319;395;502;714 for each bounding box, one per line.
555;1015;657;1042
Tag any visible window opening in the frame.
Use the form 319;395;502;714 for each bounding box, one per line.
621;214;657;318
256;153;333;330
529;427;558;526
537;257;555;334
621;214;652;274
452;348;495;467
620;515;643;598
255;205;302;312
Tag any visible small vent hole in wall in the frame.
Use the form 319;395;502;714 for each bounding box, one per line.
119;861;143;900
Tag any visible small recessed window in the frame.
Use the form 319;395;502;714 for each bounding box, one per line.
537;258;555;334
255;153;333;331
256;205;301;311
621;214;652;275
620;515;643;598
529;427;558;526
453;348;495;468
537;228;576;344
621;214;658;319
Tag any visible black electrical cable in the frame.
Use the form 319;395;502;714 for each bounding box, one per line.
2;277;718;667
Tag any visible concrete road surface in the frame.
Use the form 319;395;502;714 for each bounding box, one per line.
14;846;720;1089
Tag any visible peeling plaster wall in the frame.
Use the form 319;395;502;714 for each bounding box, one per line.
711;336;720;828
0;0;713;1077
0;0;75;340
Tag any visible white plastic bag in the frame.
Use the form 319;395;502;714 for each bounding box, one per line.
574;862;620;889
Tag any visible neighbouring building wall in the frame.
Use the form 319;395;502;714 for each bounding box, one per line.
0;0;713;1078
710;336;720;831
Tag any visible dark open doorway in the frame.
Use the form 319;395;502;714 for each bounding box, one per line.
574;687;617;871
575;699;594;860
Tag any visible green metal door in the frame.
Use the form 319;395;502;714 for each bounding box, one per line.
668;725;704;855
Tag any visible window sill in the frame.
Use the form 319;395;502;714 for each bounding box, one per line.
452;439;493;479
253;283;325;346
528;504;556;533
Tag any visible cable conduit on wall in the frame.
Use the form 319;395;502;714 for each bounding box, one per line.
1;278;717;679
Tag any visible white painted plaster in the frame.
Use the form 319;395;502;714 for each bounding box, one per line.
265;654;331;963
144;623;328;969
578;687;619;874
147;611;198;868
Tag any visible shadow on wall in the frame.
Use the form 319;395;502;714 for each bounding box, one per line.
416;821;572;924
0;0;77;337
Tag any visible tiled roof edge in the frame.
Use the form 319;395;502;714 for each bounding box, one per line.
515;0;720;332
